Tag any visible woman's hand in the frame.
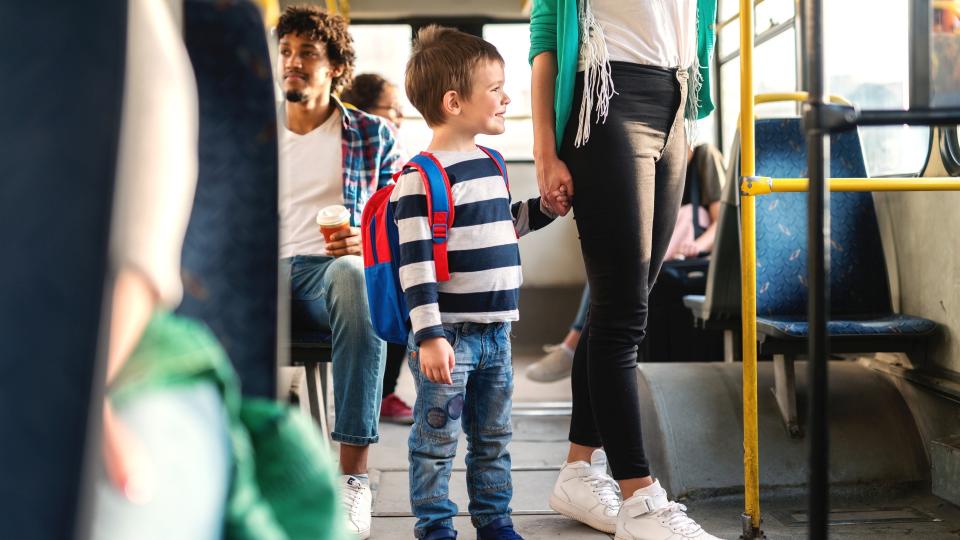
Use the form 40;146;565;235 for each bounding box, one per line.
536;153;574;216
103;401;154;504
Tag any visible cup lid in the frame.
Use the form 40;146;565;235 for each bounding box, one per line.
316;205;350;226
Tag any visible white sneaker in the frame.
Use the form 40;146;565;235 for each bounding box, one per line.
549;449;622;533
614;480;722;540
526;345;574;382
341;475;372;539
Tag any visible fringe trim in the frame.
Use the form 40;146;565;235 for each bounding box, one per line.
684;2;705;146
574;0;617;148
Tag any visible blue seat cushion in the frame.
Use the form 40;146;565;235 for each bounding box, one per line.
757;314;937;339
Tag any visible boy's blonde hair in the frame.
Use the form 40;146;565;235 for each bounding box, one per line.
405;25;504;127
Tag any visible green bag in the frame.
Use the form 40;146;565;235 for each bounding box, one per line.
110;310;344;540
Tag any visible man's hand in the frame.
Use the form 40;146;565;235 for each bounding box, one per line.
535;153;573;217
417;336;456;384
326;227;362;257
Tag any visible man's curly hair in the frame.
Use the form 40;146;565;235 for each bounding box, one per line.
276;5;355;95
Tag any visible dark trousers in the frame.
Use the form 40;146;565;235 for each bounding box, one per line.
563;62;689;480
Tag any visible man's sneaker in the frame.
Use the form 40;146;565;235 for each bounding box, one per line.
477;517;523;540
614;480;722;540
380;393;414;425
341;475;372;539
526;345;574;382
549;449;621;533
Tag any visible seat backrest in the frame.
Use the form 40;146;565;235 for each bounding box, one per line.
0;3;126;538
177;0;279;398
753;118;892;317
699;118;893;321
699;135;743;320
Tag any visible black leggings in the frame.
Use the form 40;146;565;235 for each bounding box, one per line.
563;62;689;480
382;343;407;397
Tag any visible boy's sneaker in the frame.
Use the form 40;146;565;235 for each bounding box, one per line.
477;517;523;540
424;526;458;539
614;480;721;540
525;345;574;382
341;475;372;539
380;393;414;424
549;449;621;533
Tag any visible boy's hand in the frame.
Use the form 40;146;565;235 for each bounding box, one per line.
418;336;456;384
326;227;363;257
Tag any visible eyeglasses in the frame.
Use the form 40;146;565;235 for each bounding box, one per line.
371;104;404;118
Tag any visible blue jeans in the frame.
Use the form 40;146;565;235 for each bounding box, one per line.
284;255;386;445
92;384;231;540
407;322;514;537
571;284;590;332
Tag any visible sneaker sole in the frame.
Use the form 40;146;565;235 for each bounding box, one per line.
548;493;617;534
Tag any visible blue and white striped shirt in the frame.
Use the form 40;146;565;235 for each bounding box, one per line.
391;148;555;344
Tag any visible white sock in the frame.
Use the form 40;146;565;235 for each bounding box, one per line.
630;479;665;498
559;344;575;357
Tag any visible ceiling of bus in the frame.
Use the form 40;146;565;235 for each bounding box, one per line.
281;0;530;20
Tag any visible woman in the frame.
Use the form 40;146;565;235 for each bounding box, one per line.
341;73;415;425
529;0;720;538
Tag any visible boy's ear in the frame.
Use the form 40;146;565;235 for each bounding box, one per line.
441;90;462;117
330;62;346;79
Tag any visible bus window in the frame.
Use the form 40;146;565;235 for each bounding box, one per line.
825;0;929;176
717;0;798;159
719;29;798;160
480;24;533;160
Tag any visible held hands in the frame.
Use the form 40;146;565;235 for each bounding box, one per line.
536;153;573;216
326;227;363;257
674;240;701;260
417;336;456;384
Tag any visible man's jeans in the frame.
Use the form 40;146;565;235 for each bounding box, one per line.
284;255;386;445
407;322;514;537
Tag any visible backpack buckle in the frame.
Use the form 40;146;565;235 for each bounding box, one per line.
432;223;447;239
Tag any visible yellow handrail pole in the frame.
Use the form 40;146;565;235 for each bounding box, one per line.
742;177;960;195
739;0;761;535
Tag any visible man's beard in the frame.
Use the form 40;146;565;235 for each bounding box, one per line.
285;90;305;103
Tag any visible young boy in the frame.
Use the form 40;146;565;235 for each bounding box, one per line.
392;26;561;540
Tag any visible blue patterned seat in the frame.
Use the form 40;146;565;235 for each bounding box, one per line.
752;118;936;356
177;0;280;398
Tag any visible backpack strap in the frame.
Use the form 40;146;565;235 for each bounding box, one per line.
405;152;454;282
477;145;509;190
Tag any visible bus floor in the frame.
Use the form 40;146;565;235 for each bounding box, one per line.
314;354;960;539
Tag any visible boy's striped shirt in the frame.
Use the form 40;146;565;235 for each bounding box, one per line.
390;148;555;344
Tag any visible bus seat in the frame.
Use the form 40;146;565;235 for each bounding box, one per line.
683;132;746;361
290;331;332;436
685;118;937;436
176;0;280;399
0;3;126;536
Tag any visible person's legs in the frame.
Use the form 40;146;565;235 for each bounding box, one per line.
92;384;231;540
381;343;414;424
526;284;589;383
289;255;386;455
407;325;475;538
463;323;514;531
288;254;385;538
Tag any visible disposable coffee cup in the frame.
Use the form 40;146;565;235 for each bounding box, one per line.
317;205;351;242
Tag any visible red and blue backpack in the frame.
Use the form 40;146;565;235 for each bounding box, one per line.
361;145;508;344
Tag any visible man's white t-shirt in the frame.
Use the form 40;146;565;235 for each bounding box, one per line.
279;107;344;259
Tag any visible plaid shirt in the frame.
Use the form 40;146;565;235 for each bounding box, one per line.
335;98;402;225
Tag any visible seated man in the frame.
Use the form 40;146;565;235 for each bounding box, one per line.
275;6;401;538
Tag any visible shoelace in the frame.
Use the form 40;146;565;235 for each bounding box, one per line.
655;502;703;536
582;471;621;510
342;481;364;519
